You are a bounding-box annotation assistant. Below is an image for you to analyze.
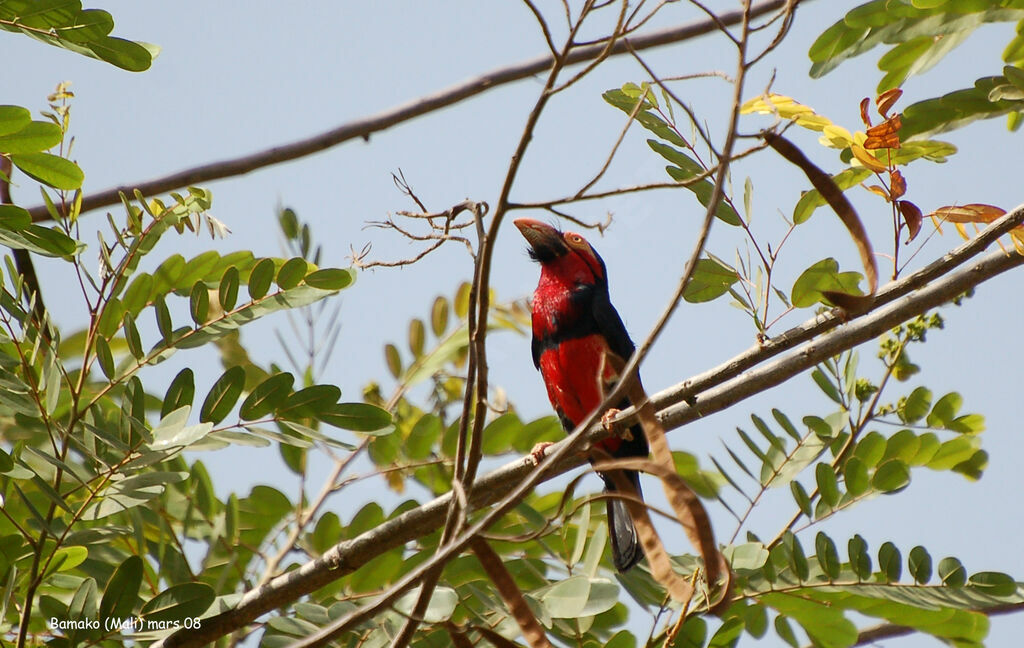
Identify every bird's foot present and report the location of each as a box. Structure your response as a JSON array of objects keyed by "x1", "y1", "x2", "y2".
[
  {"x1": 601, "y1": 408, "x2": 633, "y2": 441},
  {"x1": 527, "y1": 442, "x2": 555, "y2": 466}
]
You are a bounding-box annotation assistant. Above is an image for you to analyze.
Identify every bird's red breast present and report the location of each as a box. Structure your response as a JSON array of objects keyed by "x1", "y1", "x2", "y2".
[{"x1": 537, "y1": 333, "x2": 623, "y2": 454}]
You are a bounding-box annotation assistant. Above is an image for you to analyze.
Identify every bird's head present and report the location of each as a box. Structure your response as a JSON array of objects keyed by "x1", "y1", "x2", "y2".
[{"x1": 513, "y1": 218, "x2": 607, "y2": 286}]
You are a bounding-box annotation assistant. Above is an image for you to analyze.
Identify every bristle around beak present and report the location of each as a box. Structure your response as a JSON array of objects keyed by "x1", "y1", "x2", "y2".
[{"x1": 514, "y1": 218, "x2": 566, "y2": 263}]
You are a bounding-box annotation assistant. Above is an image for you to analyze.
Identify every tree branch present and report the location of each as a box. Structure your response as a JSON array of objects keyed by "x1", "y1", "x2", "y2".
[
  {"x1": 24, "y1": 0, "x2": 795, "y2": 224},
  {"x1": 153, "y1": 204, "x2": 1024, "y2": 648}
]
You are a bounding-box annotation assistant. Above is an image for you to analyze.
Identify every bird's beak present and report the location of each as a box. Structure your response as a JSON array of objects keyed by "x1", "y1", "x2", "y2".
[{"x1": 514, "y1": 218, "x2": 566, "y2": 262}]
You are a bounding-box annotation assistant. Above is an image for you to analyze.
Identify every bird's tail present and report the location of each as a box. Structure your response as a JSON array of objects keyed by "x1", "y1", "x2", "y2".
[{"x1": 604, "y1": 470, "x2": 644, "y2": 572}]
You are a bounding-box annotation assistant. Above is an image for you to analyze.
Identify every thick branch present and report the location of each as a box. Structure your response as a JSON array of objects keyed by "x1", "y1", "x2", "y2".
[
  {"x1": 155, "y1": 212, "x2": 1024, "y2": 647},
  {"x1": 24, "y1": 0, "x2": 793, "y2": 223}
]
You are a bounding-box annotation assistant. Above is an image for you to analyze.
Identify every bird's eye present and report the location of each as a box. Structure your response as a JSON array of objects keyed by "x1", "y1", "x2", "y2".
[{"x1": 569, "y1": 234, "x2": 583, "y2": 244}]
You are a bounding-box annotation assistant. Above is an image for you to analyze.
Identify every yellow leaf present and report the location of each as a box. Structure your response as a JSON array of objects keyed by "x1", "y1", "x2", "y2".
[
  {"x1": 850, "y1": 143, "x2": 888, "y2": 172},
  {"x1": 741, "y1": 93, "x2": 831, "y2": 129},
  {"x1": 819, "y1": 124, "x2": 853, "y2": 149},
  {"x1": 794, "y1": 114, "x2": 832, "y2": 131}
]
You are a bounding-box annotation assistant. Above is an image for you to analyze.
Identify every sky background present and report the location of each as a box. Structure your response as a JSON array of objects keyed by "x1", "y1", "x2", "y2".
[{"x1": 6, "y1": 1, "x2": 1024, "y2": 645}]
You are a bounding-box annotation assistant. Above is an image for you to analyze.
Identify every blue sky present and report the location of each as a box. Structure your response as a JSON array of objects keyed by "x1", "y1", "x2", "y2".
[{"x1": 7, "y1": 2, "x2": 1024, "y2": 645}]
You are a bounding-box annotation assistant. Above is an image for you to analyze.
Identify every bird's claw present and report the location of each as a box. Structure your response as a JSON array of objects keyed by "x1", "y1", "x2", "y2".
[
  {"x1": 601, "y1": 408, "x2": 633, "y2": 441},
  {"x1": 527, "y1": 442, "x2": 555, "y2": 466}
]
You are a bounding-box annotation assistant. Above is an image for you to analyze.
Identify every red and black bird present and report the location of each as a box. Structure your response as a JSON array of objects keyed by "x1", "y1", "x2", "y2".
[{"x1": 515, "y1": 218, "x2": 648, "y2": 572}]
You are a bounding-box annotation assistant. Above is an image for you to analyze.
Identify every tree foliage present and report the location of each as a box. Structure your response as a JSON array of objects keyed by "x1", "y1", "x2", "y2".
[{"x1": 1, "y1": 2, "x2": 1024, "y2": 648}]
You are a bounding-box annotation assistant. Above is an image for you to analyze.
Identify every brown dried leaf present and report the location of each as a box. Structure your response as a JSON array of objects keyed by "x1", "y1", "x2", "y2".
[
  {"x1": 860, "y1": 97, "x2": 872, "y2": 127},
  {"x1": 865, "y1": 185, "x2": 891, "y2": 200},
  {"x1": 889, "y1": 170, "x2": 907, "y2": 200},
  {"x1": 929, "y1": 203, "x2": 1006, "y2": 224},
  {"x1": 898, "y1": 200, "x2": 922, "y2": 242},
  {"x1": 766, "y1": 133, "x2": 878, "y2": 296},
  {"x1": 876, "y1": 88, "x2": 903, "y2": 118},
  {"x1": 863, "y1": 115, "x2": 902, "y2": 149},
  {"x1": 470, "y1": 537, "x2": 552, "y2": 648}
]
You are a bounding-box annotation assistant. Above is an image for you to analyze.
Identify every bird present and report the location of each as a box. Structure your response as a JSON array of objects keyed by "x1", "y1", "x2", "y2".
[{"x1": 514, "y1": 218, "x2": 649, "y2": 572}]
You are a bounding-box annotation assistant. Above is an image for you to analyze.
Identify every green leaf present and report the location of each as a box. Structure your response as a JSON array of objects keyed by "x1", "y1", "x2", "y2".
[
  {"x1": 393, "y1": 585, "x2": 459, "y2": 623},
  {"x1": 0, "y1": 223, "x2": 78, "y2": 258},
  {"x1": 843, "y1": 456, "x2": 870, "y2": 496},
  {"x1": 939, "y1": 556, "x2": 967, "y2": 586},
  {"x1": 811, "y1": 368, "x2": 842, "y2": 404},
  {"x1": 684, "y1": 257, "x2": 740, "y2": 303},
  {"x1": 43, "y1": 545, "x2": 88, "y2": 579},
  {"x1": 790, "y1": 480, "x2": 812, "y2": 516},
  {"x1": 647, "y1": 139, "x2": 742, "y2": 225},
  {"x1": 276, "y1": 257, "x2": 308, "y2": 290},
  {"x1": 99, "y1": 555, "x2": 143, "y2": 621},
  {"x1": 793, "y1": 169, "x2": 871, "y2": 224},
  {"x1": 539, "y1": 575, "x2": 591, "y2": 618},
  {"x1": 319, "y1": 402, "x2": 393, "y2": 433},
  {"x1": 792, "y1": 258, "x2": 864, "y2": 308},
  {"x1": 304, "y1": 267, "x2": 355, "y2": 290},
  {"x1": 0, "y1": 105, "x2": 31, "y2": 136},
  {"x1": 140, "y1": 583, "x2": 215, "y2": 622},
  {"x1": 927, "y1": 436, "x2": 979, "y2": 470},
  {"x1": 708, "y1": 617, "x2": 744, "y2": 648},
  {"x1": 161, "y1": 368, "x2": 195, "y2": 418},
  {"x1": 200, "y1": 365, "x2": 246, "y2": 423},
  {"x1": 219, "y1": 265, "x2": 240, "y2": 311},
  {"x1": 151, "y1": 405, "x2": 213, "y2": 450},
  {"x1": 900, "y1": 386, "x2": 932, "y2": 423},
  {"x1": 189, "y1": 280, "x2": 209, "y2": 324},
  {"x1": 9, "y1": 152, "x2": 84, "y2": 190},
  {"x1": 409, "y1": 318, "x2": 426, "y2": 357},
  {"x1": 723, "y1": 542, "x2": 769, "y2": 571},
  {"x1": 968, "y1": 571, "x2": 1017, "y2": 596},
  {"x1": 872, "y1": 459, "x2": 910, "y2": 492},
  {"x1": 88, "y1": 36, "x2": 153, "y2": 72},
  {"x1": 0, "y1": 121, "x2": 62, "y2": 154},
  {"x1": 909, "y1": 545, "x2": 932, "y2": 583},
  {"x1": 248, "y1": 258, "x2": 275, "y2": 300},
  {"x1": 762, "y1": 592, "x2": 858, "y2": 648},
  {"x1": 926, "y1": 391, "x2": 962, "y2": 428},
  {"x1": 603, "y1": 88, "x2": 687, "y2": 147},
  {"x1": 94, "y1": 335, "x2": 115, "y2": 379},
  {"x1": 774, "y1": 615, "x2": 800, "y2": 648},
  {"x1": 815, "y1": 463, "x2": 841, "y2": 507},
  {"x1": 849, "y1": 535, "x2": 872, "y2": 580},
  {"x1": 123, "y1": 312, "x2": 144, "y2": 360},
  {"x1": 815, "y1": 532, "x2": 841, "y2": 580},
  {"x1": 430, "y1": 296, "x2": 449, "y2": 336},
  {"x1": 0, "y1": 204, "x2": 30, "y2": 230},
  {"x1": 240, "y1": 372, "x2": 294, "y2": 420},
  {"x1": 153, "y1": 295, "x2": 172, "y2": 342},
  {"x1": 878, "y1": 542, "x2": 902, "y2": 581},
  {"x1": 277, "y1": 384, "x2": 339, "y2": 419},
  {"x1": 853, "y1": 431, "x2": 887, "y2": 467}
]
